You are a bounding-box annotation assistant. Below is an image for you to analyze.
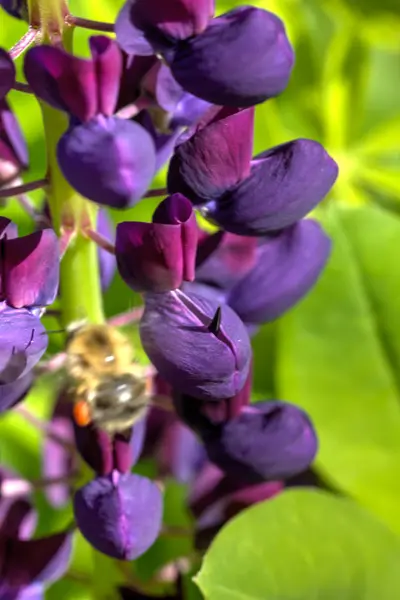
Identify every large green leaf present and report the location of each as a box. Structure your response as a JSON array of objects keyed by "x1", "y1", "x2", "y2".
[
  {"x1": 196, "y1": 488, "x2": 400, "y2": 600},
  {"x1": 277, "y1": 204, "x2": 400, "y2": 532}
]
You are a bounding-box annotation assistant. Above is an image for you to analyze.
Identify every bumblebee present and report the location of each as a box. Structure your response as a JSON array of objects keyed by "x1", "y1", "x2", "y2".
[{"x1": 65, "y1": 323, "x2": 151, "y2": 437}]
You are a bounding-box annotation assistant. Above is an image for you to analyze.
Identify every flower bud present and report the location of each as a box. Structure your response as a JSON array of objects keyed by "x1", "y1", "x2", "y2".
[
  {"x1": 140, "y1": 290, "x2": 252, "y2": 400},
  {"x1": 0, "y1": 49, "x2": 15, "y2": 100},
  {"x1": 74, "y1": 471, "x2": 163, "y2": 560},
  {"x1": 116, "y1": 194, "x2": 197, "y2": 293}
]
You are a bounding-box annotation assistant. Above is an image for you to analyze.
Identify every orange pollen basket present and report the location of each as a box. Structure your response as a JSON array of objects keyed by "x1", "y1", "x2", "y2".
[{"x1": 73, "y1": 400, "x2": 92, "y2": 427}]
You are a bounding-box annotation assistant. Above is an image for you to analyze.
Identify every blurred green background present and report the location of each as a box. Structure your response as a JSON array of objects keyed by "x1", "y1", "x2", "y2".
[{"x1": 1, "y1": 0, "x2": 400, "y2": 598}]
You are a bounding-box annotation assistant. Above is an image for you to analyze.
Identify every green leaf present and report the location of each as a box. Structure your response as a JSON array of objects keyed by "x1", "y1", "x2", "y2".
[
  {"x1": 196, "y1": 489, "x2": 400, "y2": 600},
  {"x1": 277, "y1": 204, "x2": 400, "y2": 533}
]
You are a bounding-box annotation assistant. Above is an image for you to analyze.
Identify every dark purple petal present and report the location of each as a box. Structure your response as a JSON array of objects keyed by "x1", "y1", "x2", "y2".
[
  {"x1": 205, "y1": 401, "x2": 318, "y2": 483},
  {"x1": 0, "y1": 99, "x2": 28, "y2": 184},
  {"x1": 228, "y1": 220, "x2": 331, "y2": 324},
  {"x1": 0, "y1": 307, "x2": 48, "y2": 384},
  {"x1": 0, "y1": 0, "x2": 28, "y2": 19},
  {"x1": 57, "y1": 116, "x2": 156, "y2": 209},
  {"x1": 0, "y1": 372, "x2": 33, "y2": 412},
  {"x1": 117, "y1": 54, "x2": 157, "y2": 110},
  {"x1": 196, "y1": 232, "x2": 257, "y2": 290},
  {"x1": 140, "y1": 289, "x2": 252, "y2": 400},
  {"x1": 2, "y1": 531, "x2": 72, "y2": 587},
  {"x1": 97, "y1": 209, "x2": 116, "y2": 290},
  {"x1": 116, "y1": 194, "x2": 197, "y2": 292},
  {"x1": 169, "y1": 7, "x2": 293, "y2": 107},
  {"x1": 3, "y1": 229, "x2": 59, "y2": 309},
  {"x1": 134, "y1": 110, "x2": 181, "y2": 173},
  {"x1": 181, "y1": 280, "x2": 227, "y2": 307},
  {"x1": 73, "y1": 417, "x2": 134, "y2": 476},
  {"x1": 168, "y1": 107, "x2": 254, "y2": 204},
  {"x1": 115, "y1": 0, "x2": 214, "y2": 56},
  {"x1": 74, "y1": 471, "x2": 163, "y2": 560},
  {"x1": 89, "y1": 36, "x2": 123, "y2": 117},
  {"x1": 170, "y1": 92, "x2": 212, "y2": 130},
  {"x1": 0, "y1": 50, "x2": 15, "y2": 100},
  {"x1": 24, "y1": 45, "x2": 96, "y2": 119},
  {"x1": 206, "y1": 139, "x2": 339, "y2": 235}
]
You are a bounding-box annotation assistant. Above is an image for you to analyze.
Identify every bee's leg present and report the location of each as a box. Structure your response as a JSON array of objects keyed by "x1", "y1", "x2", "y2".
[{"x1": 150, "y1": 394, "x2": 174, "y2": 413}]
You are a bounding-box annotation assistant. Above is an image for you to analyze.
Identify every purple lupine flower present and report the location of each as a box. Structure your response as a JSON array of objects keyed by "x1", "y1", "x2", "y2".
[
  {"x1": 0, "y1": 99, "x2": 29, "y2": 186},
  {"x1": 168, "y1": 106, "x2": 338, "y2": 234},
  {"x1": 116, "y1": 3, "x2": 293, "y2": 106},
  {"x1": 116, "y1": 194, "x2": 198, "y2": 293},
  {"x1": 0, "y1": 371, "x2": 33, "y2": 412},
  {"x1": 227, "y1": 220, "x2": 331, "y2": 324},
  {"x1": 0, "y1": 49, "x2": 15, "y2": 100},
  {"x1": 24, "y1": 37, "x2": 156, "y2": 208},
  {"x1": 204, "y1": 401, "x2": 318, "y2": 483},
  {"x1": 0, "y1": 468, "x2": 72, "y2": 597},
  {"x1": 74, "y1": 471, "x2": 163, "y2": 560},
  {"x1": 140, "y1": 289, "x2": 252, "y2": 400}
]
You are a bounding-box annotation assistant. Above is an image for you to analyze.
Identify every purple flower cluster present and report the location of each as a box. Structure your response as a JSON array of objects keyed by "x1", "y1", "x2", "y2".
[{"x1": 0, "y1": 0, "x2": 339, "y2": 588}]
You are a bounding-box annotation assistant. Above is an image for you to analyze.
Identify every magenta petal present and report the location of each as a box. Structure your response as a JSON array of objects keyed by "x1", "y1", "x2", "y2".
[
  {"x1": 116, "y1": 0, "x2": 214, "y2": 55},
  {"x1": 89, "y1": 36, "x2": 122, "y2": 117},
  {"x1": 168, "y1": 107, "x2": 254, "y2": 204},
  {"x1": 116, "y1": 194, "x2": 197, "y2": 292},
  {"x1": 73, "y1": 472, "x2": 163, "y2": 560},
  {"x1": 24, "y1": 45, "x2": 97, "y2": 121},
  {"x1": 57, "y1": 116, "x2": 156, "y2": 208},
  {"x1": 4, "y1": 229, "x2": 59, "y2": 309},
  {"x1": 0, "y1": 49, "x2": 15, "y2": 100}
]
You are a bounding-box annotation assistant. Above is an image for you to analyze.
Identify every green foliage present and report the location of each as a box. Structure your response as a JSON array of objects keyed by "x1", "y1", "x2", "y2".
[
  {"x1": 196, "y1": 488, "x2": 400, "y2": 600},
  {"x1": 1, "y1": 0, "x2": 400, "y2": 599}
]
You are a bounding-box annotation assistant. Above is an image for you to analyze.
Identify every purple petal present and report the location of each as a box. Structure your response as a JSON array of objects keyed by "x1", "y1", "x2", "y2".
[
  {"x1": 116, "y1": 194, "x2": 197, "y2": 292},
  {"x1": 0, "y1": 372, "x2": 33, "y2": 412},
  {"x1": 205, "y1": 401, "x2": 318, "y2": 483},
  {"x1": 24, "y1": 45, "x2": 96, "y2": 119},
  {"x1": 89, "y1": 36, "x2": 122, "y2": 117},
  {"x1": 134, "y1": 110, "x2": 181, "y2": 173},
  {"x1": 0, "y1": 49, "x2": 15, "y2": 100},
  {"x1": 207, "y1": 139, "x2": 339, "y2": 235},
  {"x1": 57, "y1": 116, "x2": 156, "y2": 208},
  {"x1": 115, "y1": 0, "x2": 214, "y2": 56},
  {"x1": 169, "y1": 7, "x2": 293, "y2": 107},
  {"x1": 118, "y1": 54, "x2": 157, "y2": 110},
  {"x1": 97, "y1": 209, "x2": 116, "y2": 290},
  {"x1": 228, "y1": 220, "x2": 331, "y2": 324},
  {"x1": 73, "y1": 471, "x2": 163, "y2": 560},
  {"x1": 168, "y1": 107, "x2": 254, "y2": 204},
  {"x1": 3, "y1": 532, "x2": 72, "y2": 587},
  {"x1": 0, "y1": 307, "x2": 48, "y2": 384},
  {"x1": 0, "y1": 99, "x2": 28, "y2": 184},
  {"x1": 196, "y1": 232, "x2": 257, "y2": 290},
  {"x1": 140, "y1": 289, "x2": 252, "y2": 400},
  {"x1": 169, "y1": 91, "x2": 212, "y2": 130},
  {"x1": 131, "y1": 417, "x2": 147, "y2": 465},
  {"x1": 3, "y1": 229, "x2": 59, "y2": 309},
  {"x1": 157, "y1": 420, "x2": 206, "y2": 483}
]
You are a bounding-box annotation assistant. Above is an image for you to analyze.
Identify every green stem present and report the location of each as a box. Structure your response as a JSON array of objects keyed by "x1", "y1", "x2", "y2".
[{"x1": 41, "y1": 104, "x2": 105, "y2": 327}]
